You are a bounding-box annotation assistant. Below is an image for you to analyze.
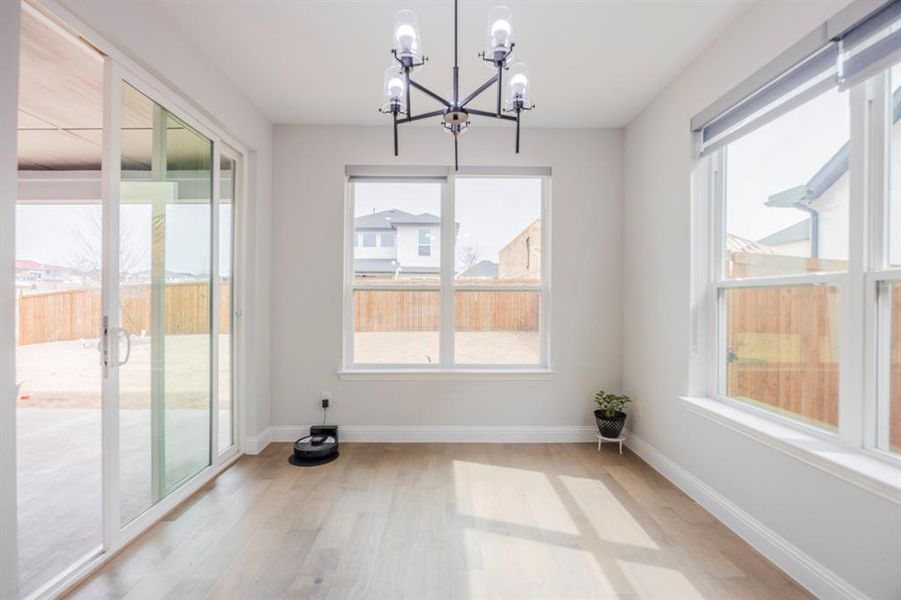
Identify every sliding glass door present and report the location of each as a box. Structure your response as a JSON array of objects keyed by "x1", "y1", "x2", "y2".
[
  {"x1": 119, "y1": 83, "x2": 214, "y2": 524},
  {"x1": 5, "y1": 3, "x2": 241, "y2": 595},
  {"x1": 15, "y1": 4, "x2": 105, "y2": 595}
]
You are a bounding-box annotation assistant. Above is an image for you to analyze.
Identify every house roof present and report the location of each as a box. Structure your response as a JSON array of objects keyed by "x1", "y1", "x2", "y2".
[
  {"x1": 458, "y1": 260, "x2": 499, "y2": 279},
  {"x1": 756, "y1": 220, "x2": 810, "y2": 246},
  {"x1": 15, "y1": 259, "x2": 70, "y2": 271},
  {"x1": 16, "y1": 259, "x2": 48, "y2": 270},
  {"x1": 726, "y1": 233, "x2": 782, "y2": 255},
  {"x1": 766, "y1": 86, "x2": 901, "y2": 211},
  {"x1": 354, "y1": 209, "x2": 440, "y2": 231}
]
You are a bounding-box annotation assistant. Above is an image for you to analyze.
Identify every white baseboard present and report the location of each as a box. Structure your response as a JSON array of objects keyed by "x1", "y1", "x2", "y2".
[
  {"x1": 242, "y1": 428, "x2": 272, "y2": 455},
  {"x1": 625, "y1": 432, "x2": 868, "y2": 600},
  {"x1": 264, "y1": 424, "x2": 597, "y2": 444}
]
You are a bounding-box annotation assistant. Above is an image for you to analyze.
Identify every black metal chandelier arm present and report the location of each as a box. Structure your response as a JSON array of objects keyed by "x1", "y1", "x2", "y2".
[
  {"x1": 398, "y1": 109, "x2": 446, "y2": 124},
  {"x1": 407, "y1": 79, "x2": 451, "y2": 108},
  {"x1": 460, "y1": 73, "x2": 499, "y2": 108},
  {"x1": 466, "y1": 108, "x2": 517, "y2": 122}
]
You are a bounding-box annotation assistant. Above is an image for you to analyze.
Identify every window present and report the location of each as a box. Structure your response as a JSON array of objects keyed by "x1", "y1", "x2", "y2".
[
  {"x1": 362, "y1": 232, "x2": 377, "y2": 247},
  {"x1": 418, "y1": 227, "x2": 432, "y2": 256},
  {"x1": 345, "y1": 172, "x2": 549, "y2": 370},
  {"x1": 454, "y1": 177, "x2": 543, "y2": 364},
  {"x1": 716, "y1": 89, "x2": 848, "y2": 432},
  {"x1": 875, "y1": 65, "x2": 901, "y2": 456},
  {"x1": 697, "y1": 4, "x2": 901, "y2": 463}
]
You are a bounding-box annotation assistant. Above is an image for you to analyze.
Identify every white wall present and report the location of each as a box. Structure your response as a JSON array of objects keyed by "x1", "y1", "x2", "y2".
[
  {"x1": 272, "y1": 125, "x2": 622, "y2": 432},
  {"x1": 57, "y1": 0, "x2": 273, "y2": 440},
  {"x1": 396, "y1": 224, "x2": 440, "y2": 269},
  {"x1": 815, "y1": 172, "x2": 850, "y2": 262},
  {"x1": 622, "y1": 2, "x2": 901, "y2": 599}
]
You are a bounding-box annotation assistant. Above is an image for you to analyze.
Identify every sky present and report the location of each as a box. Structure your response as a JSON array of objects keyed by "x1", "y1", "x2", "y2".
[
  {"x1": 16, "y1": 203, "x2": 232, "y2": 277},
  {"x1": 354, "y1": 178, "x2": 542, "y2": 270},
  {"x1": 725, "y1": 87, "x2": 850, "y2": 244}
]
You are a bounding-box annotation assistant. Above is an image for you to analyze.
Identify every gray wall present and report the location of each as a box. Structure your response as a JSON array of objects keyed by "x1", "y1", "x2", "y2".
[
  {"x1": 271, "y1": 125, "x2": 623, "y2": 431},
  {"x1": 622, "y1": 1, "x2": 901, "y2": 598}
]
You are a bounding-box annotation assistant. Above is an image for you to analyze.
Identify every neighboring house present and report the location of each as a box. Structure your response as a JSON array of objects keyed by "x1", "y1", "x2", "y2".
[
  {"x1": 760, "y1": 87, "x2": 901, "y2": 263},
  {"x1": 756, "y1": 220, "x2": 812, "y2": 257},
  {"x1": 761, "y1": 142, "x2": 849, "y2": 262},
  {"x1": 354, "y1": 209, "x2": 441, "y2": 279},
  {"x1": 498, "y1": 219, "x2": 541, "y2": 280},
  {"x1": 14, "y1": 259, "x2": 88, "y2": 291},
  {"x1": 458, "y1": 259, "x2": 498, "y2": 280}
]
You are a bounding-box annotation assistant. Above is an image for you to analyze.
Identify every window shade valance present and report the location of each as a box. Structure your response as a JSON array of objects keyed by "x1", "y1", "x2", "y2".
[{"x1": 694, "y1": 0, "x2": 901, "y2": 155}]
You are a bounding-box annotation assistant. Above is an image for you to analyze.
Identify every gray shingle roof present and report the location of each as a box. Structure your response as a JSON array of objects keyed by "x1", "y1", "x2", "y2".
[
  {"x1": 354, "y1": 209, "x2": 440, "y2": 230},
  {"x1": 458, "y1": 260, "x2": 498, "y2": 278},
  {"x1": 757, "y1": 219, "x2": 810, "y2": 246}
]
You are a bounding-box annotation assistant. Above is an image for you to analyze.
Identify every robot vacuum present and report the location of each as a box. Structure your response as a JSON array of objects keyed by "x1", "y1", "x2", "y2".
[{"x1": 290, "y1": 425, "x2": 339, "y2": 467}]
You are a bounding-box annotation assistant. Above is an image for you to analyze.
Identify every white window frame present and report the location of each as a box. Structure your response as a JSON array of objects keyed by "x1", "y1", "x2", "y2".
[
  {"x1": 700, "y1": 68, "x2": 901, "y2": 469},
  {"x1": 380, "y1": 231, "x2": 395, "y2": 248},
  {"x1": 417, "y1": 227, "x2": 432, "y2": 256},
  {"x1": 341, "y1": 169, "x2": 552, "y2": 375}
]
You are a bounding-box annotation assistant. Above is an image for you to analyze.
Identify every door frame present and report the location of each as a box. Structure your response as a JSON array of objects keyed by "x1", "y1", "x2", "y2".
[
  {"x1": 0, "y1": 2, "x2": 22, "y2": 599},
  {"x1": 1, "y1": 1, "x2": 252, "y2": 598}
]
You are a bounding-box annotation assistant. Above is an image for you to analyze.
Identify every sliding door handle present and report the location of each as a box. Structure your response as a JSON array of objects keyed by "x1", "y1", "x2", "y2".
[{"x1": 116, "y1": 327, "x2": 132, "y2": 366}]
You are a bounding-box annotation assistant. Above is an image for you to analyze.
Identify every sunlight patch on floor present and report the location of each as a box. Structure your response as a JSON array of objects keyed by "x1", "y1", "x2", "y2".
[
  {"x1": 617, "y1": 560, "x2": 705, "y2": 600},
  {"x1": 560, "y1": 474, "x2": 659, "y2": 550},
  {"x1": 452, "y1": 460, "x2": 578, "y2": 535}
]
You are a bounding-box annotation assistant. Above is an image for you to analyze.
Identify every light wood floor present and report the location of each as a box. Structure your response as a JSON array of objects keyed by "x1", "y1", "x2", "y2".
[{"x1": 67, "y1": 443, "x2": 811, "y2": 600}]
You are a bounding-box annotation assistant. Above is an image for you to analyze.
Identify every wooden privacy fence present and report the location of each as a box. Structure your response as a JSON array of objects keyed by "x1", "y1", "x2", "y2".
[
  {"x1": 17, "y1": 282, "x2": 231, "y2": 345},
  {"x1": 725, "y1": 284, "x2": 840, "y2": 429},
  {"x1": 353, "y1": 289, "x2": 540, "y2": 332}
]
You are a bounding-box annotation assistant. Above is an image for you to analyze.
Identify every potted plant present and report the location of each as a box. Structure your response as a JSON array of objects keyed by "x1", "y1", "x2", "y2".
[{"x1": 594, "y1": 390, "x2": 631, "y2": 439}]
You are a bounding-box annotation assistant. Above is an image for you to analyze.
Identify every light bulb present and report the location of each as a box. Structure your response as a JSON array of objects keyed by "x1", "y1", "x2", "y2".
[
  {"x1": 505, "y1": 62, "x2": 530, "y2": 108},
  {"x1": 491, "y1": 19, "x2": 511, "y2": 47},
  {"x1": 396, "y1": 24, "x2": 416, "y2": 51},
  {"x1": 510, "y1": 73, "x2": 528, "y2": 96},
  {"x1": 486, "y1": 6, "x2": 513, "y2": 54},
  {"x1": 393, "y1": 10, "x2": 421, "y2": 59},
  {"x1": 383, "y1": 66, "x2": 406, "y2": 110}
]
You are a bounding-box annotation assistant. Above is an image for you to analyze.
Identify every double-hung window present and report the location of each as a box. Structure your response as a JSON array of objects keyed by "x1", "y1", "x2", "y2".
[
  {"x1": 344, "y1": 168, "x2": 550, "y2": 371},
  {"x1": 694, "y1": 1, "x2": 901, "y2": 462}
]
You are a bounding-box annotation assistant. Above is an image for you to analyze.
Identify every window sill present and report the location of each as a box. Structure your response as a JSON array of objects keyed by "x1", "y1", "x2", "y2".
[
  {"x1": 337, "y1": 368, "x2": 555, "y2": 381},
  {"x1": 681, "y1": 396, "x2": 901, "y2": 505}
]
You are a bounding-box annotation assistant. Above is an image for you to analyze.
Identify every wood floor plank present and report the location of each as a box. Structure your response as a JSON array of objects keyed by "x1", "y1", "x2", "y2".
[{"x1": 66, "y1": 443, "x2": 812, "y2": 600}]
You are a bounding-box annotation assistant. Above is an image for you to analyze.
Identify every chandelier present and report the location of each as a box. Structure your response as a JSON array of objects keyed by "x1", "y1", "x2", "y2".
[{"x1": 380, "y1": 0, "x2": 534, "y2": 170}]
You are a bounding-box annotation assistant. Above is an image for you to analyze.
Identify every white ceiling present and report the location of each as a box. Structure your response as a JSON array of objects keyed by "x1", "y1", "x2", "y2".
[{"x1": 154, "y1": 0, "x2": 750, "y2": 128}]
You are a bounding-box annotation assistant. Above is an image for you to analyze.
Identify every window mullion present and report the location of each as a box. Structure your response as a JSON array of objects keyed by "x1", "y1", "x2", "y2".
[
  {"x1": 440, "y1": 176, "x2": 455, "y2": 367},
  {"x1": 343, "y1": 181, "x2": 355, "y2": 368},
  {"x1": 863, "y1": 71, "x2": 891, "y2": 450},
  {"x1": 709, "y1": 151, "x2": 726, "y2": 397},
  {"x1": 841, "y1": 82, "x2": 873, "y2": 447}
]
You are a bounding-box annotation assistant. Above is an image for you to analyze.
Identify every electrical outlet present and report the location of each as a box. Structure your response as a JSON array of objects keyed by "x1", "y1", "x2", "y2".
[{"x1": 321, "y1": 390, "x2": 331, "y2": 402}]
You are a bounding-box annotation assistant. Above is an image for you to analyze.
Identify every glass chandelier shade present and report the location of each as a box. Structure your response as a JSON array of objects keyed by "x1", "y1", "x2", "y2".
[
  {"x1": 383, "y1": 65, "x2": 406, "y2": 109},
  {"x1": 506, "y1": 62, "x2": 530, "y2": 108},
  {"x1": 487, "y1": 6, "x2": 513, "y2": 54},
  {"x1": 393, "y1": 9, "x2": 421, "y2": 59}
]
